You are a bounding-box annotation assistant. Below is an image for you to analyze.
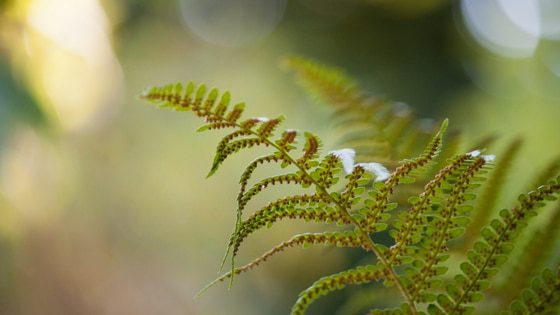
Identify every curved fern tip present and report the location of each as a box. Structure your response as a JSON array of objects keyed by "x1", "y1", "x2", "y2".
[
  {"x1": 207, "y1": 159, "x2": 221, "y2": 177},
  {"x1": 430, "y1": 118, "x2": 449, "y2": 140},
  {"x1": 195, "y1": 274, "x2": 229, "y2": 299},
  {"x1": 140, "y1": 86, "x2": 156, "y2": 100},
  {"x1": 440, "y1": 118, "x2": 449, "y2": 133}
]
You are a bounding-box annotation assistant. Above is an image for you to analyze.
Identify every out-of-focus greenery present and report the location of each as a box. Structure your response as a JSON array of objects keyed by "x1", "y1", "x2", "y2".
[{"x1": 0, "y1": 1, "x2": 559, "y2": 314}]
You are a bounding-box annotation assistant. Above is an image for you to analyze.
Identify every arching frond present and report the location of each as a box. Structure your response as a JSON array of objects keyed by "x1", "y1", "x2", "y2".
[
  {"x1": 143, "y1": 81, "x2": 414, "y2": 311},
  {"x1": 436, "y1": 177, "x2": 560, "y2": 314},
  {"x1": 504, "y1": 267, "x2": 560, "y2": 315},
  {"x1": 388, "y1": 153, "x2": 474, "y2": 264},
  {"x1": 368, "y1": 306, "x2": 412, "y2": 315},
  {"x1": 282, "y1": 55, "x2": 360, "y2": 106},
  {"x1": 465, "y1": 138, "x2": 523, "y2": 246},
  {"x1": 528, "y1": 154, "x2": 560, "y2": 191},
  {"x1": 497, "y1": 204, "x2": 560, "y2": 307},
  {"x1": 359, "y1": 119, "x2": 448, "y2": 233},
  {"x1": 283, "y1": 55, "x2": 444, "y2": 164},
  {"x1": 291, "y1": 265, "x2": 384, "y2": 315},
  {"x1": 142, "y1": 70, "x2": 560, "y2": 315},
  {"x1": 198, "y1": 230, "x2": 364, "y2": 296},
  {"x1": 405, "y1": 156, "x2": 489, "y2": 303}
]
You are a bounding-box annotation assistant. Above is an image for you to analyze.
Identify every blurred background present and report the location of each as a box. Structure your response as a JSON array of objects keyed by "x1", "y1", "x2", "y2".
[{"x1": 0, "y1": 0, "x2": 559, "y2": 314}]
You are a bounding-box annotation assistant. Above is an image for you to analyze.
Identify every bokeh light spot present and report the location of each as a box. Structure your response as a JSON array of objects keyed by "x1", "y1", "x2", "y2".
[
  {"x1": 179, "y1": 0, "x2": 287, "y2": 47},
  {"x1": 461, "y1": 0, "x2": 539, "y2": 58}
]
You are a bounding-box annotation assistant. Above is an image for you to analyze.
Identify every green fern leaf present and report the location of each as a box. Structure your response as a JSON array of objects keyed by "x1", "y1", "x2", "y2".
[
  {"x1": 359, "y1": 119, "x2": 448, "y2": 233},
  {"x1": 497, "y1": 204, "x2": 560, "y2": 307},
  {"x1": 283, "y1": 55, "x2": 439, "y2": 164},
  {"x1": 504, "y1": 267, "x2": 560, "y2": 315},
  {"x1": 239, "y1": 173, "x2": 303, "y2": 209},
  {"x1": 297, "y1": 132, "x2": 322, "y2": 168},
  {"x1": 388, "y1": 153, "x2": 474, "y2": 265},
  {"x1": 368, "y1": 305, "x2": 412, "y2": 315},
  {"x1": 291, "y1": 265, "x2": 384, "y2": 315},
  {"x1": 439, "y1": 177, "x2": 560, "y2": 314},
  {"x1": 465, "y1": 138, "x2": 523, "y2": 246},
  {"x1": 282, "y1": 55, "x2": 360, "y2": 106},
  {"x1": 528, "y1": 155, "x2": 560, "y2": 190},
  {"x1": 198, "y1": 230, "x2": 365, "y2": 296},
  {"x1": 233, "y1": 194, "x2": 351, "y2": 257},
  {"x1": 406, "y1": 156, "x2": 490, "y2": 303}
]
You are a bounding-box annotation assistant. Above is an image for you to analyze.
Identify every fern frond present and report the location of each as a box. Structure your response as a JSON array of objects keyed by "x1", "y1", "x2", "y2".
[
  {"x1": 291, "y1": 264, "x2": 384, "y2": 315},
  {"x1": 359, "y1": 119, "x2": 448, "y2": 233},
  {"x1": 428, "y1": 130, "x2": 462, "y2": 176},
  {"x1": 468, "y1": 134, "x2": 498, "y2": 153},
  {"x1": 283, "y1": 55, "x2": 438, "y2": 163},
  {"x1": 232, "y1": 193, "x2": 350, "y2": 256},
  {"x1": 238, "y1": 173, "x2": 304, "y2": 209},
  {"x1": 465, "y1": 138, "x2": 523, "y2": 246},
  {"x1": 143, "y1": 82, "x2": 336, "y2": 268},
  {"x1": 368, "y1": 305, "x2": 412, "y2": 315},
  {"x1": 142, "y1": 78, "x2": 560, "y2": 315},
  {"x1": 529, "y1": 155, "x2": 560, "y2": 190},
  {"x1": 406, "y1": 156, "x2": 489, "y2": 303},
  {"x1": 297, "y1": 132, "x2": 322, "y2": 168},
  {"x1": 282, "y1": 55, "x2": 360, "y2": 106},
  {"x1": 387, "y1": 153, "x2": 473, "y2": 264},
  {"x1": 235, "y1": 139, "x2": 301, "y2": 228},
  {"x1": 437, "y1": 177, "x2": 560, "y2": 314},
  {"x1": 497, "y1": 204, "x2": 560, "y2": 307},
  {"x1": 504, "y1": 267, "x2": 560, "y2": 315},
  {"x1": 209, "y1": 129, "x2": 281, "y2": 177},
  {"x1": 334, "y1": 286, "x2": 400, "y2": 315},
  {"x1": 238, "y1": 155, "x2": 284, "y2": 203},
  {"x1": 313, "y1": 153, "x2": 343, "y2": 189},
  {"x1": 143, "y1": 82, "x2": 412, "y2": 302},
  {"x1": 199, "y1": 230, "x2": 364, "y2": 296}
]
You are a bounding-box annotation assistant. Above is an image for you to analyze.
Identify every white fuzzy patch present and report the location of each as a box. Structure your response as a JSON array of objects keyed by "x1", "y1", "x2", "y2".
[
  {"x1": 418, "y1": 118, "x2": 436, "y2": 133},
  {"x1": 482, "y1": 154, "x2": 496, "y2": 162},
  {"x1": 329, "y1": 149, "x2": 356, "y2": 174},
  {"x1": 393, "y1": 102, "x2": 412, "y2": 117},
  {"x1": 468, "y1": 150, "x2": 481, "y2": 158},
  {"x1": 356, "y1": 162, "x2": 390, "y2": 182}
]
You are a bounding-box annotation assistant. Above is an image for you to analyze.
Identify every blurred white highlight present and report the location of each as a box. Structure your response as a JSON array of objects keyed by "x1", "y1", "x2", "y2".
[
  {"x1": 180, "y1": 0, "x2": 287, "y2": 47},
  {"x1": 24, "y1": 0, "x2": 123, "y2": 131},
  {"x1": 356, "y1": 163, "x2": 390, "y2": 182},
  {"x1": 461, "y1": 0, "x2": 560, "y2": 58},
  {"x1": 329, "y1": 148, "x2": 355, "y2": 174}
]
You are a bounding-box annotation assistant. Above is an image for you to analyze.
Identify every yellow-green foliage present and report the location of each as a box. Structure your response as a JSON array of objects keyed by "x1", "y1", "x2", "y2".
[{"x1": 141, "y1": 57, "x2": 560, "y2": 315}]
